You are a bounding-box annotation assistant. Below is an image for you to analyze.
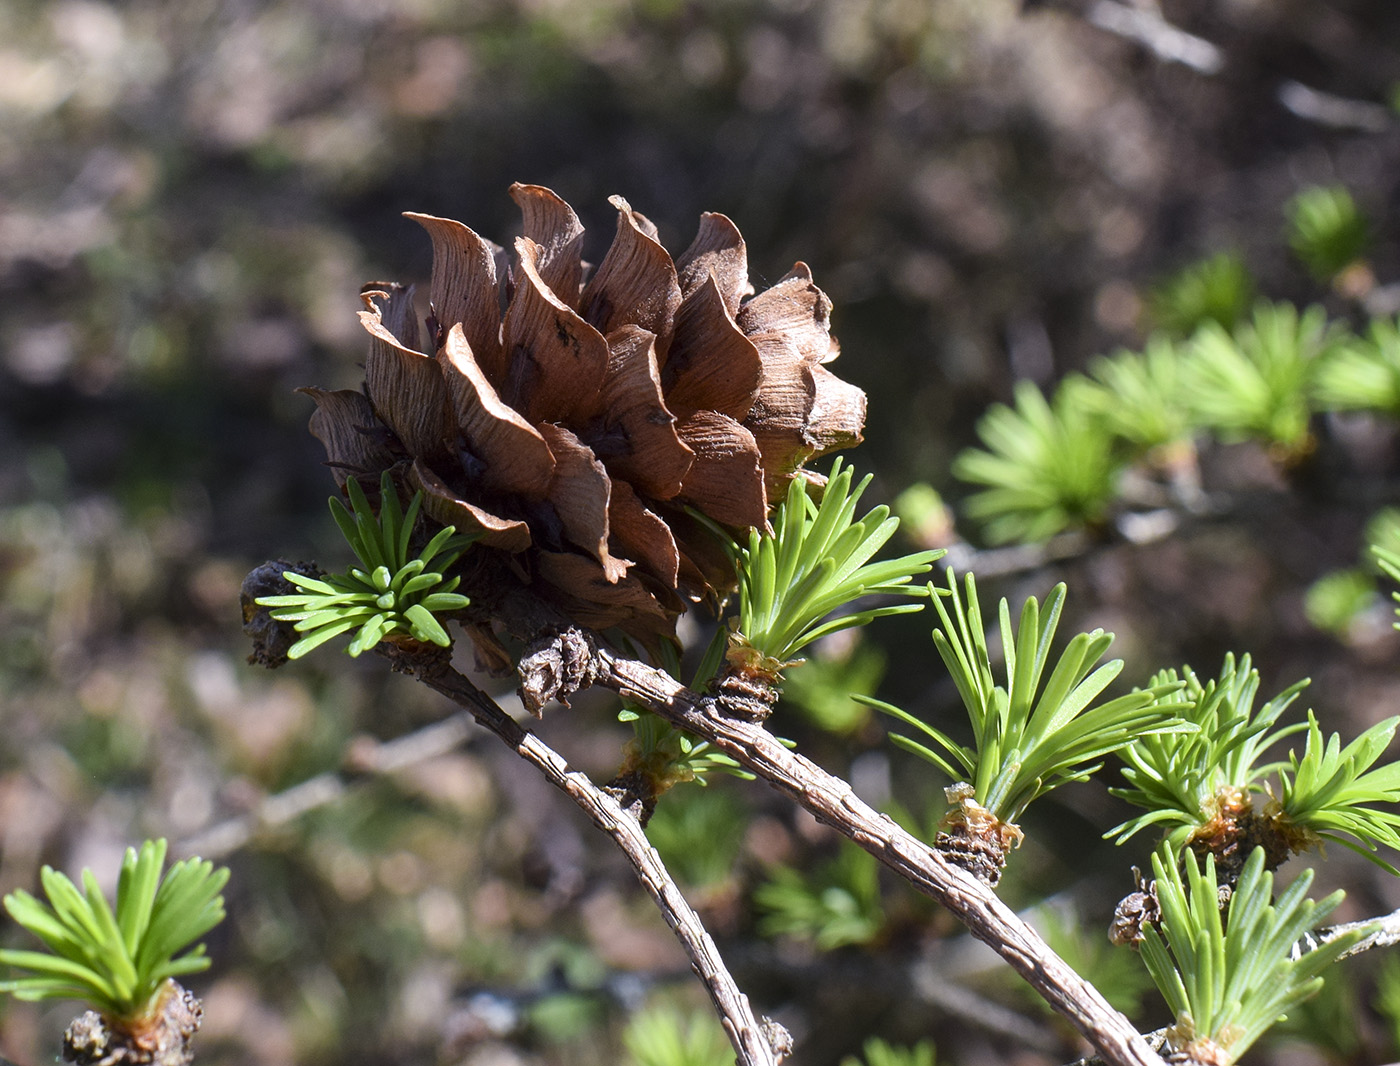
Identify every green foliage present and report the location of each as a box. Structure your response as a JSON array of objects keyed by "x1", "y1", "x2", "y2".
[
  {"x1": 1377, "y1": 538, "x2": 1400, "y2": 620},
  {"x1": 1269, "y1": 953, "x2": 1362, "y2": 1059},
  {"x1": 755, "y1": 844, "x2": 883, "y2": 950},
  {"x1": 1367, "y1": 508, "x2": 1400, "y2": 566},
  {"x1": 729, "y1": 459, "x2": 940, "y2": 666},
  {"x1": 1303, "y1": 568, "x2": 1377, "y2": 637},
  {"x1": 1077, "y1": 336, "x2": 1199, "y2": 454},
  {"x1": 779, "y1": 635, "x2": 886, "y2": 734},
  {"x1": 613, "y1": 637, "x2": 754, "y2": 795},
  {"x1": 617, "y1": 707, "x2": 752, "y2": 787},
  {"x1": 953, "y1": 380, "x2": 1123, "y2": 544},
  {"x1": 1274, "y1": 712, "x2": 1400, "y2": 872},
  {"x1": 622, "y1": 1003, "x2": 733, "y2": 1066},
  {"x1": 648, "y1": 622, "x2": 730, "y2": 696},
  {"x1": 0, "y1": 840, "x2": 228, "y2": 1023},
  {"x1": 1149, "y1": 251, "x2": 1255, "y2": 337},
  {"x1": 839, "y1": 1036, "x2": 936, "y2": 1066},
  {"x1": 949, "y1": 297, "x2": 1379, "y2": 544},
  {"x1": 1112, "y1": 654, "x2": 1400, "y2": 871},
  {"x1": 1374, "y1": 954, "x2": 1400, "y2": 1056},
  {"x1": 257, "y1": 472, "x2": 475, "y2": 658},
  {"x1": 867, "y1": 568, "x2": 1187, "y2": 826},
  {"x1": 645, "y1": 787, "x2": 748, "y2": 890},
  {"x1": 1286, "y1": 185, "x2": 1370, "y2": 282},
  {"x1": 1110, "y1": 653, "x2": 1307, "y2": 847},
  {"x1": 528, "y1": 991, "x2": 604, "y2": 1044},
  {"x1": 1304, "y1": 509, "x2": 1400, "y2": 638},
  {"x1": 890, "y1": 481, "x2": 953, "y2": 549},
  {"x1": 1138, "y1": 845, "x2": 1361, "y2": 1064},
  {"x1": 1182, "y1": 302, "x2": 1339, "y2": 453},
  {"x1": 1315, "y1": 314, "x2": 1400, "y2": 416}
]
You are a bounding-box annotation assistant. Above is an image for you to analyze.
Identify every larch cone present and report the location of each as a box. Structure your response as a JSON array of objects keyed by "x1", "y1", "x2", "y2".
[{"x1": 303, "y1": 185, "x2": 866, "y2": 646}]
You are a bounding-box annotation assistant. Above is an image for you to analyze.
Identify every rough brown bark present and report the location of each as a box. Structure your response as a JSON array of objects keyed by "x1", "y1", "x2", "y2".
[
  {"x1": 383, "y1": 644, "x2": 785, "y2": 1066},
  {"x1": 516, "y1": 636, "x2": 1169, "y2": 1066}
]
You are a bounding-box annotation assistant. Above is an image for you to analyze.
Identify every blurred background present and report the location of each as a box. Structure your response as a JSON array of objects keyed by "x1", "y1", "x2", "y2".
[{"x1": 3, "y1": 0, "x2": 1400, "y2": 1063}]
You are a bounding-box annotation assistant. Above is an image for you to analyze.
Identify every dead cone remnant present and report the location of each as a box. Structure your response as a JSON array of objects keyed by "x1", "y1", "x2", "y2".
[
  {"x1": 936, "y1": 784, "x2": 1024, "y2": 887},
  {"x1": 713, "y1": 640, "x2": 795, "y2": 721},
  {"x1": 303, "y1": 184, "x2": 865, "y2": 650},
  {"x1": 63, "y1": 981, "x2": 203, "y2": 1066},
  {"x1": 1108, "y1": 867, "x2": 1161, "y2": 948}
]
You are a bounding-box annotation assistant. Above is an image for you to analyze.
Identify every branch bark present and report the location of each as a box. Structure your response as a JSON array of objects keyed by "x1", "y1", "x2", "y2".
[
  {"x1": 389, "y1": 647, "x2": 784, "y2": 1066},
  {"x1": 561, "y1": 644, "x2": 1168, "y2": 1066},
  {"x1": 1299, "y1": 906, "x2": 1400, "y2": 961}
]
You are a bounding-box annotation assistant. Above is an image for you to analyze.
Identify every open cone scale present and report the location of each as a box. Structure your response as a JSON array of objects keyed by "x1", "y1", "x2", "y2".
[{"x1": 304, "y1": 184, "x2": 866, "y2": 643}]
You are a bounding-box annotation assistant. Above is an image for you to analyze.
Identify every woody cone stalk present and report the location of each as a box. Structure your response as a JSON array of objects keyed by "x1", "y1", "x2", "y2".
[{"x1": 304, "y1": 184, "x2": 865, "y2": 650}]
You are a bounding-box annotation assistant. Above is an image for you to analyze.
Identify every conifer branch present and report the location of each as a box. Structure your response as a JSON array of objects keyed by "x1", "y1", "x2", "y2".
[
  {"x1": 383, "y1": 646, "x2": 784, "y2": 1066},
  {"x1": 529, "y1": 640, "x2": 1170, "y2": 1066}
]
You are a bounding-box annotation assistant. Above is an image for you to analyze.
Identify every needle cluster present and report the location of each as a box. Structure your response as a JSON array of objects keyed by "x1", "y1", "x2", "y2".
[
  {"x1": 258, "y1": 472, "x2": 475, "y2": 658},
  {"x1": 0, "y1": 840, "x2": 227, "y2": 1025}
]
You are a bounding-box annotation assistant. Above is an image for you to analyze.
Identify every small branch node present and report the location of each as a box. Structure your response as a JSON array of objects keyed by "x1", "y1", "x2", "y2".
[
  {"x1": 518, "y1": 626, "x2": 600, "y2": 714},
  {"x1": 761, "y1": 1017, "x2": 794, "y2": 1061},
  {"x1": 63, "y1": 982, "x2": 203, "y2": 1066}
]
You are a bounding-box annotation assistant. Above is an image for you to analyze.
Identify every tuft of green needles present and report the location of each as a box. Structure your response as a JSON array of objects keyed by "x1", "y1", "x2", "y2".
[
  {"x1": 728, "y1": 458, "x2": 940, "y2": 669},
  {"x1": 258, "y1": 471, "x2": 475, "y2": 658},
  {"x1": 0, "y1": 839, "x2": 228, "y2": 1024}
]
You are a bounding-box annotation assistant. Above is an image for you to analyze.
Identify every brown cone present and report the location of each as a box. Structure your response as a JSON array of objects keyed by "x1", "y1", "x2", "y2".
[{"x1": 302, "y1": 185, "x2": 867, "y2": 643}]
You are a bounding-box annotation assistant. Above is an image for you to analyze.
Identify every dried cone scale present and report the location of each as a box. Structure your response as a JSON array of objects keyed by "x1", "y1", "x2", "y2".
[
  {"x1": 304, "y1": 184, "x2": 866, "y2": 646},
  {"x1": 936, "y1": 783, "x2": 1024, "y2": 887}
]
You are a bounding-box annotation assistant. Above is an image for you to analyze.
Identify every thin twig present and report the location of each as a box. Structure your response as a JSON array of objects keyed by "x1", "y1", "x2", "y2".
[
  {"x1": 941, "y1": 529, "x2": 1091, "y2": 579},
  {"x1": 179, "y1": 712, "x2": 477, "y2": 859},
  {"x1": 1065, "y1": 0, "x2": 1393, "y2": 134},
  {"x1": 1277, "y1": 81, "x2": 1392, "y2": 134},
  {"x1": 1296, "y1": 907, "x2": 1400, "y2": 960},
  {"x1": 394, "y1": 651, "x2": 782, "y2": 1066},
  {"x1": 909, "y1": 959, "x2": 1062, "y2": 1051},
  {"x1": 582, "y1": 646, "x2": 1169, "y2": 1066},
  {"x1": 1064, "y1": 1029, "x2": 1170, "y2": 1066},
  {"x1": 941, "y1": 495, "x2": 1223, "y2": 582},
  {"x1": 1084, "y1": 1, "x2": 1223, "y2": 74}
]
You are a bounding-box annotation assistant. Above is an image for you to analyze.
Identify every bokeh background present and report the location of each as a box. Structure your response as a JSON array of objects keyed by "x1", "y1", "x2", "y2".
[{"x1": 4, "y1": 0, "x2": 1400, "y2": 1063}]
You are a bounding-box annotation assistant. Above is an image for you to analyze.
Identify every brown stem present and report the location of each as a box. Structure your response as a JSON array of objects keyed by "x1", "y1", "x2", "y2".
[
  {"x1": 578, "y1": 644, "x2": 1167, "y2": 1066},
  {"x1": 385, "y1": 646, "x2": 783, "y2": 1066},
  {"x1": 241, "y1": 567, "x2": 1156, "y2": 1063}
]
